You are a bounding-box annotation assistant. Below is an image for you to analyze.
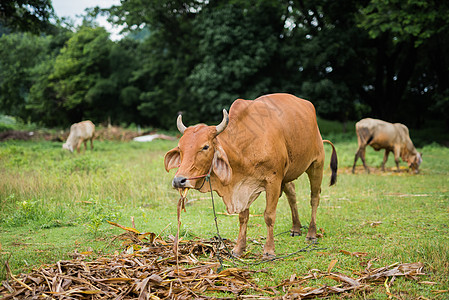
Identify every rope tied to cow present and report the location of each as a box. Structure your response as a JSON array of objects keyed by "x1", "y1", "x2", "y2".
[
  {"x1": 174, "y1": 166, "x2": 327, "y2": 270},
  {"x1": 206, "y1": 174, "x2": 236, "y2": 272},
  {"x1": 174, "y1": 164, "x2": 236, "y2": 272},
  {"x1": 183, "y1": 162, "x2": 213, "y2": 190}
]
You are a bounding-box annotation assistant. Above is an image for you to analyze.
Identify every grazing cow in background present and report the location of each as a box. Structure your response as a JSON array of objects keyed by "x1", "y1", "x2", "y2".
[
  {"x1": 352, "y1": 118, "x2": 422, "y2": 174},
  {"x1": 164, "y1": 93, "x2": 338, "y2": 258},
  {"x1": 63, "y1": 121, "x2": 95, "y2": 153}
]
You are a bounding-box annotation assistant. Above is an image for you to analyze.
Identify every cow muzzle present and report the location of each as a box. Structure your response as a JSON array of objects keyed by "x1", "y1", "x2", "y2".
[
  {"x1": 172, "y1": 176, "x2": 195, "y2": 189},
  {"x1": 172, "y1": 176, "x2": 187, "y2": 188}
]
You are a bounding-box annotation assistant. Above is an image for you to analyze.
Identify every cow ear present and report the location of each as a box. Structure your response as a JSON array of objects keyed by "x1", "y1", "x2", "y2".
[
  {"x1": 164, "y1": 147, "x2": 181, "y2": 172},
  {"x1": 212, "y1": 144, "x2": 232, "y2": 185}
]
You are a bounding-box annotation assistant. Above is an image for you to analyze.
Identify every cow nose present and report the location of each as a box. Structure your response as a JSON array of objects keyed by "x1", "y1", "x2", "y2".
[{"x1": 172, "y1": 176, "x2": 187, "y2": 188}]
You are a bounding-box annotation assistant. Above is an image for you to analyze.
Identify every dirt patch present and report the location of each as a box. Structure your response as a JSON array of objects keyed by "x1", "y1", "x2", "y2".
[
  {"x1": 0, "y1": 129, "x2": 68, "y2": 142},
  {"x1": 0, "y1": 127, "x2": 177, "y2": 143},
  {"x1": 0, "y1": 131, "x2": 37, "y2": 141},
  {"x1": 343, "y1": 166, "x2": 411, "y2": 175},
  {"x1": 95, "y1": 126, "x2": 141, "y2": 142}
]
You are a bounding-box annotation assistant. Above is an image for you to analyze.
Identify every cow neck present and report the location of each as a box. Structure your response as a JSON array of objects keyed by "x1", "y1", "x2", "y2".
[
  {"x1": 400, "y1": 141, "x2": 416, "y2": 161},
  {"x1": 202, "y1": 173, "x2": 236, "y2": 212}
]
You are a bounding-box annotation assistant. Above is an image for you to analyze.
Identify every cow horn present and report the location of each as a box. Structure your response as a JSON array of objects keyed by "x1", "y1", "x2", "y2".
[
  {"x1": 177, "y1": 114, "x2": 187, "y2": 134},
  {"x1": 215, "y1": 109, "x2": 229, "y2": 135}
]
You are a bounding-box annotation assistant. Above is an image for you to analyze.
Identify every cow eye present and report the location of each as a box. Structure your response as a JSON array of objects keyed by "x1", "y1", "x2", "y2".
[{"x1": 202, "y1": 145, "x2": 209, "y2": 151}]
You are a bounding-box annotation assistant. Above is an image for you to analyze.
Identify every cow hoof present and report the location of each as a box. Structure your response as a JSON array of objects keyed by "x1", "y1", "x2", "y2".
[
  {"x1": 306, "y1": 236, "x2": 317, "y2": 242},
  {"x1": 263, "y1": 253, "x2": 276, "y2": 260},
  {"x1": 231, "y1": 249, "x2": 243, "y2": 258},
  {"x1": 290, "y1": 230, "x2": 301, "y2": 237}
]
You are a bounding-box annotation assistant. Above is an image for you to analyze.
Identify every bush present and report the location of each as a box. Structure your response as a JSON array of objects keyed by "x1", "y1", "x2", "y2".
[
  {"x1": 83, "y1": 198, "x2": 122, "y2": 236},
  {"x1": 2, "y1": 198, "x2": 63, "y2": 227},
  {"x1": 0, "y1": 115, "x2": 16, "y2": 132}
]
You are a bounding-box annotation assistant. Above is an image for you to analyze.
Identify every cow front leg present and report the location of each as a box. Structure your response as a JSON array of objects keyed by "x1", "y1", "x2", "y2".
[
  {"x1": 76, "y1": 140, "x2": 83, "y2": 153},
  {"x1": 232, "y1": 209, "x2": 249, "y2": 257},
  {"x1": 283, "y1": 182, "x2": 302, "y2": 236},
  {"x1": 393, "y1": 146, "x2": 401, "y2": 172},
  {"x1": 306, "y1": 161, "x2": 324, "y2": 241},
  {"x1": 263, "y1": 184, "x2": 281, "y2": 258},
  {"x1": 381, "y1": 150, "x2": 390, "y2": 171}
]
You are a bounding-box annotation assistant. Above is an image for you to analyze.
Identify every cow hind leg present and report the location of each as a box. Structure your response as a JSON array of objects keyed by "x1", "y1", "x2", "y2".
[
  {"x1": 263, "y1": 182, "x2": 282, "y2": 258},
  {"x1": 381, "y1": 150, "x2": 390, "y2": 171},
  {"x1": 231, "y1": 209, "x2": 249, "y2": 258},
  {"x1": 283, "y1": 182, "x2": 302, "y2": 236},
  {"x1": 359, "y1": 147, "x2": 370, "y2": 173},
  {"x1": 352, "y1": 146, "x2": 369, "y2": 174},
  {"x1": 305, "y1": 160, "x2": 324, "y2": 241},
  {"x1": 352, "y1": 148, "x2": 361, "y2": 174}
]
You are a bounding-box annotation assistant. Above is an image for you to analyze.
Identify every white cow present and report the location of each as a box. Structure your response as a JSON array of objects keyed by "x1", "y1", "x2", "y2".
[{"x1": 62, "y1": 121, "x2": 95, "y2": 153}]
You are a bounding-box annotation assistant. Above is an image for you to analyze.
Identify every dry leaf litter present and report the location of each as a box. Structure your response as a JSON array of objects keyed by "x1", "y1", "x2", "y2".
[{"x1": 1, "y1": 221, "x2": 427, "y2": 299}]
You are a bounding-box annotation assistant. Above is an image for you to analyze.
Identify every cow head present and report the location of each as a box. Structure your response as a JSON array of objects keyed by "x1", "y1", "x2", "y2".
[
  {"x1": 62, "y1": 142, "x2": 73, "y2": 152},
  {"x1": 164, "y1": 110, "x2": 232, "y2": 191},
  {"x1": 407, "y1": 152, "x2": 422, "y2": 174}
]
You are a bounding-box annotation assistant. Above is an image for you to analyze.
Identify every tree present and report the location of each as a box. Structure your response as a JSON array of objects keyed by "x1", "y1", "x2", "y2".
[
  {"x1": 2, "y1": 0, "x2": 447, "y2": 132},
  {"x1": 105, "y1": 0, "x2": 203, "y2": 128},
  {"x1": 27, "y1": 26, "x2": 144, "y2": 127},
  {"x1": 283, "y1": 0, "x2": 372, "y2": 123},
  {"x1": 187, "y1": 1, "x2": 287, "y2": 123},
  {"x1": 47, "y1": 26, "x2": 113, "y2": 124},
  {"x1": 0, "y1": 0, "x2": 54, "y2": 34},
  {"x1": 88, "y1": 38, "x2": 142, "y2": 125},
  {"x1": 0, "y1": 33, "x2": 50, "y2": 120},
  {"x1": 26, "y1": 28, "x2": 73, "y2": 126},
  {"x1": 358, "y1": 0, "x2": 449, "y2": 125}
]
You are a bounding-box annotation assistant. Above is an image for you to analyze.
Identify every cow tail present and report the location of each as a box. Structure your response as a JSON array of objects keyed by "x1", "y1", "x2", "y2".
[{"x1": 323, "y1": 140, "x2": 338, "y2": 186}]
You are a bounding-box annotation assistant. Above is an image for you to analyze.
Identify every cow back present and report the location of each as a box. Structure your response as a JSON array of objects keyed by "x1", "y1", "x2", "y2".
[
  {"x1": 356, "y1": 118, "x2": 400, "y2": 150},
  {"x1": 67, "y1": 121, "x2": 95, "y2": 143},
  {"x1": 76, "y1": 121, "x2": 95, "y2": 139},
  {"x1": 218, "y1": 93, "x2": 323, "y2": 182}
]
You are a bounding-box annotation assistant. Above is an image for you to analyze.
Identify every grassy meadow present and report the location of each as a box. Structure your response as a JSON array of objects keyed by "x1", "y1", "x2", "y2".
[{"x1": 0, "y1": 127, "x2": 448, "y2": 298}]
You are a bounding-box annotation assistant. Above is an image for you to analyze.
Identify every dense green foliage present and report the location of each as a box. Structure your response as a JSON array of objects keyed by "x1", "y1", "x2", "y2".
[
  {"x1": 0, "y1": 137, "x2": 448, "y2": 298},
  {"x1": 0, "y1": 0, "x2": 54, "y2": 33},
  {"x1": 0, "y1": 0, "x2": 448, "y2": 133}
]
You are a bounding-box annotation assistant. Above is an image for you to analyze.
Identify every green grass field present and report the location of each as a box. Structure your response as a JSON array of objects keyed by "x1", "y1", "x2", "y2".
[{"x1": 0, "y1": 134, "x2": 448, "y2": 298}]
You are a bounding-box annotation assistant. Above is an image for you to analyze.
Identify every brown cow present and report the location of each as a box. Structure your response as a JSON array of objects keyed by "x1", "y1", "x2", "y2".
[
  {"x1": 164, "y1": 93, "x2": 338, "y2": 258},
  {"x1": 62, "y1": 120, "x2": 95, "y2": 153},
  {"x1": 352, "y1": 118, "x2": 422, "y2": 174}
]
